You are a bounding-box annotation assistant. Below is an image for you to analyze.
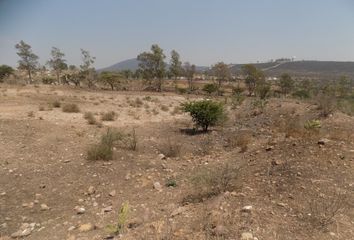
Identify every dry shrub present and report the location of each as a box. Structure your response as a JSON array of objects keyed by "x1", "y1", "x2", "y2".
[
  {"x1": 38, "y1": 105, "x2": 45, "y2": 111},
  {"x1": 87, "y1": 129, "x2": 124, "y2": 161},
  {"x1": 317, "y1": 94, "x2": 336, "y2": 117},
  {"x1": 101, "y1": 111, "x2": 117, "y2": 121},
  {"x1": 152, "y1": 108, "x2": 159, "y2": 115},
  {"x1": 171, "y1": 106, "x2": 181, "y2": 115},
  {"x1": 305, "y1": 191, "x2": 347, "y2": 230},
  {"x1": 128, "y1": 97, "x2": 143, "y2": 108},
  {"x1": 27, "y1": 111, "x2": 34, "y2": 117},
  {"x1": 62, "y1": 103, "x2": 80, "y2": 113},
  {"x1": 159, "y1": 138, "x2": 182, "y2": 158},
  {"x1": 225, "y1": 130, "x2": 252, "y2": 152},
  {"x1": 84, "y1": 112, "x2": 97, "y2": 125},
  {"x1": 160, "y1": 105, "x2": 169, "y2": 112},
  {"x1": 52, "y1": 100, "x2": 61, "y2": 108},
  {"x1": 125, "y1": 128, "x2": 138, "y2": 151},
  {"x1": 184, "y1": 163, "x2": 241, "y2": 203},
  {"x1": 198, "y1": 135, "x2": 213, "y2": 156}
]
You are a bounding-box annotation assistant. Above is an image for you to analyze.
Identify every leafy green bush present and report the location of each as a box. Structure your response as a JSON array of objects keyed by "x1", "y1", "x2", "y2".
[
  {"x1": 182, "y1": 100, "x2": 225, "y2": 131},
  {"x1": 202, "y1": 83, "x2": 218, "y2": 95},
  {"x1": 42, "y1": 76, "x2": 56, "y2": 85}
]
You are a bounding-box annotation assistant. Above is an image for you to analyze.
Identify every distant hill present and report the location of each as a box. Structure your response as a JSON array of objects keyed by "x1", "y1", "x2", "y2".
[
  {"x1": 230, "y1": 61, "x2": 354, "y2": 78},
  {"x1": 99, "y1": 58, "x2": 209, "y2": 72}
]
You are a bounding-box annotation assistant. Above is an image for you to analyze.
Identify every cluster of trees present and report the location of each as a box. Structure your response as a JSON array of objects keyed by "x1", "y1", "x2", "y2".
[{"x1": 12, "y1": 40, "x2": 96, "y2": 87}]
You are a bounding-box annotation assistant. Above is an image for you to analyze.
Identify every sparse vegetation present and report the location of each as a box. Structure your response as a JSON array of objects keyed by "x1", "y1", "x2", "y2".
[
  {"x1": 51, "y1": 100, "x2": 61, "y2": 108},
  {"x1": 185, "y1": 163, "x2": 241, "y2": 203},
  {"x1": 84, "y1": 112, "x2": 97, "y2": 125},
  {"x1": 101, "y1": 111, "x2": 117, "y2": 121},
  {"x1": 62, "y1": 103, "x2": 80, "y2": 113},
  {"x1": 87, "y1": 129, "x2": 123, "y2": 161},
  {"x1": 159, "y1": 138, "x2": 182, "y2": 158}
]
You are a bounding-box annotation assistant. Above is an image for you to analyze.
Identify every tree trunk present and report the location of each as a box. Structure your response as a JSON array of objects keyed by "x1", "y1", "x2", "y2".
[{"x1": 28, "y1": 69, "x2": 32, "y2": 84}]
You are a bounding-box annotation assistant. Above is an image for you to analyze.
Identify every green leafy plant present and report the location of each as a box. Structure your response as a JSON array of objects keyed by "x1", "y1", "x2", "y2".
[
  {"x1": 202, "y1": 83, "x2": 218, "y2": 95},
  {"x1": 182, "y1": 100, "x2": 225, "y2": 132},
  {"x1": 166, "y1": 179, "x2": 177, "y2": 187},
  {"x1": 304, "y1": 120, "x2": 321, "y2": 130},
  {"x1": 106, "y1": 202, "x2": 130, "y2": 235}
]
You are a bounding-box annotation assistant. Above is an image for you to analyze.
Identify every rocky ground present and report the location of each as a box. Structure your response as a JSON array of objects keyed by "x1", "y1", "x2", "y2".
[{"x1": 0, "y1": 84, "x2": 353, "y2": 240}]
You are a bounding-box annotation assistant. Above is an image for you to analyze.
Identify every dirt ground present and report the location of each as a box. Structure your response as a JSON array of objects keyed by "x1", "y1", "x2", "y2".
[{"x1": 0, "y1": 84, "x2": 354, "y2": 240}]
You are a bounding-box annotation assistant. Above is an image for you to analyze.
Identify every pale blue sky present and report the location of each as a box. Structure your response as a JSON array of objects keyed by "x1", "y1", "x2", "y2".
[{"x1": 1, "y1": 0, "x2": 354, "y2": 68}]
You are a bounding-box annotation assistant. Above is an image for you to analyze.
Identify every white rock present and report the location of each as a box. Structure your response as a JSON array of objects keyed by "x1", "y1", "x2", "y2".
[{"x1": 153, "y1": 182, "x2": 162, "y2": 191}]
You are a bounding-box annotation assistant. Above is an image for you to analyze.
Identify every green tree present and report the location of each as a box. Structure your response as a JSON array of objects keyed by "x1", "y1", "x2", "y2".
[
  {"x1": 100, "y1": 71, "x2": 122, "y2": 90},
  {"x1": 242, "y1": 64, "x2": 264, "y2": 96},
  {"x1": 279, "y1": 73, "x2": 294, "y2": 95},
  {"x1": 212, "y1": 62, "x2": 230, "y2": 94},
  {"x1": 169, "y1": 50, "x2": 182, "y2": 80},
  {"x1": 137, "y1": 44, "x2": 166, "y2": 91},
  {"x1": 15, "y1": 40, "x2": 39, "y2": 83},
  {"x1": 184, "y1": 62, "x2": 196, "y2": 91},
  {"x1": 0, "y1": 65, "x2": 14, "y2": 82},
  {"x1": 80, "y1": 49, "x2": 96, "y2": 88},
  {"x1": 182, "y1": 100, "x2": 225, "y2": 132},
  {"x1": 47, "y1": 47, "x2": 67, "y2": 84}
]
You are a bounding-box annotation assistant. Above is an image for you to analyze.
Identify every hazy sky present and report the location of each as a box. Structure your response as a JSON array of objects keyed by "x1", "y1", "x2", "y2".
[{"x1": 1, "y1": 0, "x2": 354, "y2": 68}]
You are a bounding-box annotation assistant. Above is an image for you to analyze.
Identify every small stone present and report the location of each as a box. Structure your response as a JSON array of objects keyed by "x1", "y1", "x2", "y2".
[
  {"x1": 11, "y1": 228, "x2": 32, "y2": 238},
  {"x1": 40, "y1": 204, "x2": 49, "y2": 211},
  {"x1": 125, "y1": 173, "x2": 131, "y2": 180},
  {"x1": 241, "y1": 232, "x2": 253, "y2": 240},
  {"x1": 318, "y1": 138, "x2": 330, "y2": 145},
  {"x1": 102, "y1": 206, "x2": 113, "y2": 213},
  {"x1": 213, "y1": 225, "x2": 227, "y2": 236},
  {"x1": 241, "y1": 206, "x2": 252, "y2": 212},
  {"x1": 88, "y1": 186, "x2": 96, "y2": 195},
  {"x1": 265, "y1": 146, "x2": 273, "y2": 151},
  {"x1": 68, "y1": 226, "x2": 76, "y2": 231},
  {"x1": 78, "y1": 223, "x2": 94, "y2": 232},
  {"x1": 271, "y1": 160, "x2": 283, "y2": 166},
  {"x1": 109, "y1": 190, "x2": 116, "y2": 197},
  {"x1": 153, "y1": 182, "x2": 162, "y2": 191},
  {"x1": 74, "y1": 206, "x2": 85, "y2": 214},
  {"x1": 158, "y1": 153, "x2": 166, "y2": 160}
]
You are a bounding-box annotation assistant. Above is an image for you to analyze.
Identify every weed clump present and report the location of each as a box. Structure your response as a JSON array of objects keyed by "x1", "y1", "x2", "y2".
[
  {"x1": 52, "y1": 100, "x2": 61, "y2": 108},
  {"x1": 62, "y1": 103, "x2": 80, "y2": 113},
  {"x1": 84, "y1": 112, "x2": 97, "y2": 125},
  {"x1": 101, "y1": 111, "x2": 117, "y2": 121},
  {"x1": 87, "y1": 128, "x2": 137, "y2": 161}
]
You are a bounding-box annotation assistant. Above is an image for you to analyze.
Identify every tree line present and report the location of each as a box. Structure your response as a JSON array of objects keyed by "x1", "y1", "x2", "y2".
[{"x1": 0, "y1": 41, "x2": 353, "y2": 100}]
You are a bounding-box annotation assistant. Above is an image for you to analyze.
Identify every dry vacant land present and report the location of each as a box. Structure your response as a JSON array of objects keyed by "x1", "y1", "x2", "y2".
[{"x1": 0, "y1": 84, "x2": 354, "y2": 240}]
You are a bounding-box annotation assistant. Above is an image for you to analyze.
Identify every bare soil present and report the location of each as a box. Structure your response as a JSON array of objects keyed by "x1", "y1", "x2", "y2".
[{"x1": 0, "y1": 84, "x2": 354, "y2": 240}]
